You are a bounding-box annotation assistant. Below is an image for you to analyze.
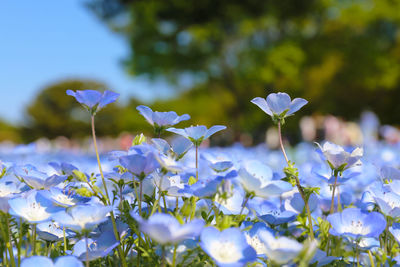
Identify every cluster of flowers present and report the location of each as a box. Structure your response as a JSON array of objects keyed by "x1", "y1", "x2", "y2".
[{"x1": 1, "y1": 90, "x2": 400, "y2": 266}]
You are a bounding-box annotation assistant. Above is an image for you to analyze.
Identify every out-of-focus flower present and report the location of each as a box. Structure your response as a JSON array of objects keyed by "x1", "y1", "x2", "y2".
[
  {"x1": 37, "y1": 221, "x2": 74, "y2": 242},
  {"x1": 21, "y1": 256, "x2": 83, "y2": 267},
  {"x1": 327, "y1": 208, "x2": 386, "y2": 239},
  {"x1": 316, "y1": 142, "x2": 363, "y2": 172},
  {"x1": 167, "y1": 125, "x2": 226, "y2": 146},
  {"x1": 66, "y1": 89, "x2": 119, "y2": 115},
  {"x1": 133, "y1": 213, "x2": 204, "y2": 245},
  {"x1": 238, "y1": 160, "x2": 291, "y2": 198},
  {"x1": 200, "y1": 227, "x2": 257, "y2": 267},
  {"x1": 137, "y1": 105, "x2": 190, "y2": 134},
  {"x1": 52, "y1": 204, "x2": 112, "y2": 232},
  {"x1": 9, "y1": 190, "x2": 61, "y2": 223},
  {"x1": 72, "y1": 231, "x2": 119, "y2": 261},
  {"x1": 119, "y1": 153, "x2": 159, "y2": 180},
  {"x1": 259, "y1": 231, "x2": 303, "y2": 265}
]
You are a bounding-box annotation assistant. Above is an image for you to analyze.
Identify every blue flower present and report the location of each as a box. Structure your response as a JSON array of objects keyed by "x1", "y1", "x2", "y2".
[
  {"x1": 249, "y1": 200, "x2": 297, "y2": 225},
  {"x1": 41, "y1": 187, "x2": 90, "y2": 207},
  {"x1": 259, "y1": 231, "x2": 303, "y2": 265},
  {"x1": 327, "y1": 208, "x2": 386, "y2": 239},
  {"x1": 243, "y1": 222, "x2": 274, "y2": 256},
  {"x1": 9, "y1": 190, "x2": 61, "y2": 223},
  {"x1": 200, "y1": 227, "x2": 257, "y2": 267},
  {"x1": 66, "y1": 89, "x2": 119, "y2": 115},
  {"x1": 21, "y1": 256, "x2": 83, "y2": 267},
  {"x1": 13, "y1": 164, "x2": 67, "y2": 190},
  {"x1": 389, "y1": 223, "x2": 400, "y2": 245},
  {"x1": 52, "y1": 203, "x2": 112, "y2": 233},
  {"x1": 167, "y1": 125, "x2": 226, "y2": 146},
  {"x1": 119, "y1": 153, "x2": 159, "y2": 180},
  {"x1": 238, "y1": 160, "x2": 291, "y2": 198},
  {"x1": 72, "y1": 232, "x2": 119, "y2": 261},
  {"x1": 251, "y1": 92, "x2": 307, "y2": 122},
  {"x1": 37, "y1": 221, "x2": 74, "y2": 242},
  {"x1": 316, "y1": 142, "x2": 363, "y2": 172},
  {"x1": 133, "y1": 213, "x2": 204, "y2": 245},
  {"x1": 137, "y1": 105, "x2": 190, "y2": 134}
]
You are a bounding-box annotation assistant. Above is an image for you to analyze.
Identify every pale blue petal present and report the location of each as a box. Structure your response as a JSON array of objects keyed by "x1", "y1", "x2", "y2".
[{"x1": 251, "y1": 97, "x2": 272, "y2": 115}]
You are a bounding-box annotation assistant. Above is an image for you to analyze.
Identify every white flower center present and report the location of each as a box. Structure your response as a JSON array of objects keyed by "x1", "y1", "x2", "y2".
[
  {"x1": 209, "y1": 240, "x2": 241, "y2": 263},
  {"x1": 26, "y1": 202, "x2": 49, "y2": 221},
  {"x1": 55, "y1": 194, "x2": 75, "y2": 205},
  {"x1": 245, "y1": 234, "x2": 266, "y2": 255},
  {"x1": 343, "y1": 220, "x2": 367, "y2": 235}
]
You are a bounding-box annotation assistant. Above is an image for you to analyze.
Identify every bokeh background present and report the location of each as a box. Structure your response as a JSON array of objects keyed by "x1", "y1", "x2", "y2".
[{"x1": 2, "y1": 0, "x2": 400, "y2": 147}]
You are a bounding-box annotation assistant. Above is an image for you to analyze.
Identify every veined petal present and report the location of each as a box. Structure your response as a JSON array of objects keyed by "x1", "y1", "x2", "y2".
[
  {"x1": 287, "y1": 98, "x2": 308, "y2": 115},
  {"x1": 251, "y1": 97, "x2": 272, "y2": 116},
  {"x1": 266, "y1": 92, "x2": 291, "y2": 114}
]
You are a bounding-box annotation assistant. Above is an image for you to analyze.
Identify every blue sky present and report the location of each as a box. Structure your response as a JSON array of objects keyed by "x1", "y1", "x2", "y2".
[{"x1": 0, "y1": 0, "x2": 173, "y2": 124}]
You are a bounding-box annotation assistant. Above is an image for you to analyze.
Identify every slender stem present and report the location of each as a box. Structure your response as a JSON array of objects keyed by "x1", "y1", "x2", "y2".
[
  {"x1": 91, "y1": 115, "x2": 128, "y2": 267},
  {"x1": 85, "y1": 236, "x2": 90, "y2": 267},
  {"x1": 6, "y1": 216, "x2": 16, "y2": 267},
  {"x1": 47, "y1": 242, "x2": 52, "y2": 257},
  {"x1": 278, "y1": 121, "x2": 314, "y2": 239},
  {"x1": 18, "y1": 218, "x2": 22, "y2": 266},
  {"x1": 31, "y1": 224, "x2": 36, "y2": 256},
  {"x1": 162, "y1": 194, "x2": 168, "y2": 213},
  {"x1": 150, "y1": 192, "x2": 162, "y2": 216},
  {"x1": 172, "y1": 244, "x2": 178, "y2": 267},
  {"x1": 91, "y1": 116, "x2": 110, "y2": 201},
  {"x1": 337, "y1": 185, "x2": 342, "y2": 212},
  {"x1": 356, "y1": 242, "x2": 360, "y2": 267},
  {"x1": 175, "y1": 197, "x2": 179, "y2": 214},
  {"x1": 368, "y1": 250, "x2": 375, "y2": 267},
  {"x1": 195, "y1": 145, "x2": 199, "y2": 181},
  {"x1": 239, "y1": 195, "x2": 250, "y2": 216},
  {"x1": 139, "y1": 181, "x2": 143, "y2": 216},
  {"x1": 161, "y1": 246, "x2": 166, "y2": 267},
  {"x1": 330, "y1": 174, "x2": 338, "y2": 214},
  {"x1": 63, "y1": 227, "x2": 67, "y2": 254},
  {"x1": 277, "y1": 122, "x2": 289, "y2": 163}
]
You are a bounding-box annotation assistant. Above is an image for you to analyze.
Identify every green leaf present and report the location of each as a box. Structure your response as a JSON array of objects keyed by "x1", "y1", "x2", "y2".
[{"x1": 72, "y1": 170, "x2": 88, "y2": 183}]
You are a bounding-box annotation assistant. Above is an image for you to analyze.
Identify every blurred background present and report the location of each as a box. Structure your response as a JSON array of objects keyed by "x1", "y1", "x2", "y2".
[{"x1": 2, "y1": 0, "x2": 400, "y2": 148}]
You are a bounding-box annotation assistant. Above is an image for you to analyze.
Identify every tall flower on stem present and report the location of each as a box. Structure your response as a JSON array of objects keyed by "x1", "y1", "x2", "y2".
[
  {"x1": 67, "y1": 89, "x2": 127, "y2": 267},
  {"x1": 137, "y1": 105, "x2": 190, "y2": 137},
  {"x1": 316, "y1": 142, "x2": 363, "y2": 214},
  {"x1": 251, "y1": 92, "x2": 315, "y2": 239},
  {"x1": 167, "y1": 125, "x2": 226, "y2": 181}
]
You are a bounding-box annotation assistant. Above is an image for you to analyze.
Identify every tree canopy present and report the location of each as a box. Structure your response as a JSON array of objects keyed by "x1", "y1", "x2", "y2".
[{"x1": 85, "y1": 0, "x2": 400, "y2": 141}]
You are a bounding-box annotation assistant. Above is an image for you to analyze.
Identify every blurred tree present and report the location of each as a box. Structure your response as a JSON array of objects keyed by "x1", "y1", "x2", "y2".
[
  {"x1": 22, "y1": 79, "x2": 127, "y2": 142},
  {"x1": 0, "y1": 120, "x2": 20, "y2": 143},
  {"x1": 87, "y1": 0, "x2": 400, "y2": 143}
]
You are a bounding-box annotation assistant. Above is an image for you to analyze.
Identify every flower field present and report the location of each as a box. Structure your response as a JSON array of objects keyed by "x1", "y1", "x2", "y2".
[{"x1": 1, "y1": 90, "x2": 400, "y2": 266}]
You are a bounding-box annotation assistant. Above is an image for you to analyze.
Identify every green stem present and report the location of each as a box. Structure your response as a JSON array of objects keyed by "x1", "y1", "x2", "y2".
[
  {"x1": 18, "y1": 218, "x2": 22, "y2": 266},
  {"x1": 139, "y1": 181, "x2": 143, "y2": 216},
  {"x1": 278, "y1": 121, "x2": 314, "y2": 240},
  {"x1": 195, "y1": 145, "x2": 199, "y2": 181},
  {"x1": 91, "y1": 115, "x2": 127, "y2": 267},
  {"x1": 239, "y1": 195, "x2": 250, "y2": 216},
  {"x1": 31, "y1": 224, "x2": 36, "y2": 256},
  {"x1": 162, "y1": 194, "x2": 168, "y2": 213},
  {"x1": 6, "y1": 216, "x2": 16, "y2": 267},
  {"x1": 368, "y1": 250, "x2": 375, "y2": 267},
  {"x1": 63, "y1": 227, "x2": 67, "y2": 254},
  {"x1": 330, "y1": 174, "x2": 338, "y2": 214},
  {"x1": 356, "y1": 242, "x2": 360, "y2": 267},
  {"x1": 172, "y1": 244, "x2": 178, "y2": 267},
  {"x1": 161, "y1": 246, "x2": 166, "y2": 267}
]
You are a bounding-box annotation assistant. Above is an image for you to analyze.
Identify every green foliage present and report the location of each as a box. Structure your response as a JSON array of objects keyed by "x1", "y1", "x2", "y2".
[{"x1": 86, "y1": 0, "x2": 400, "y2": 142}]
